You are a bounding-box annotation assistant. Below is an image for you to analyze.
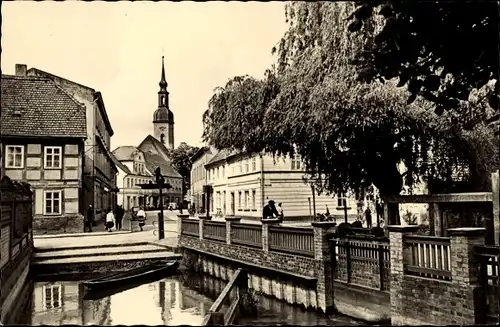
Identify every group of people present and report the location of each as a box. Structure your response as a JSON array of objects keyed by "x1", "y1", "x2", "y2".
[
  {"x1": 86, "y1": 204, "x2": 126, "y2": 232},
  {"x1": 262, "y1": 200, "x2": 284, "y2": 221}
]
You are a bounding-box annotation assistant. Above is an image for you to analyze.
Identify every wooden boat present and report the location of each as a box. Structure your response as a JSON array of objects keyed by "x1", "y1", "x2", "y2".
[{"x1": 83, "y1": 261, "x2": 179, "y2": 291}]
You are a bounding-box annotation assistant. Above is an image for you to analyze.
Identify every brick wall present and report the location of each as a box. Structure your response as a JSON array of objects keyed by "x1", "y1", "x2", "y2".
[
  {"x1": 179, "y1": 236, "x2": 316, "y2": 278},
  {"x1": 33, "y1": 214, "x2": 84, "y2": 235},
  {"x1": 389, "y1": 226, "x2": 486, "y2": 325}
]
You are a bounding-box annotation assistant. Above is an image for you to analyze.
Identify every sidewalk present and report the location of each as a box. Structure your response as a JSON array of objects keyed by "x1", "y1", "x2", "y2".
[{"x1": 34, "y1": 221, "x2": 179, "y2": 250}]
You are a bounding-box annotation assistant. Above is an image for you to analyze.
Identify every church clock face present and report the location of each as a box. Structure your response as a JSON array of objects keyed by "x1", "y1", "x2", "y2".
[{"x1": 159, "y1": 126, "x2": 166, "y2": 131}]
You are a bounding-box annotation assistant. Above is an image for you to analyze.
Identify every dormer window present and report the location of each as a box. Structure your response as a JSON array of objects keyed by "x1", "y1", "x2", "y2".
[{"x1": 160, "y1": 134, "x2": 165, "y2": 144}]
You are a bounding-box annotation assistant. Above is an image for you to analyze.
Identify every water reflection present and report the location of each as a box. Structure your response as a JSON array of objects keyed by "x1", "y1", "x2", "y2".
[
  {"x1": 30, "y1": 273, "x2": 358, "y2": 326},
  {"x1": 31, "y1": 276, "x2": 214, "y2": 326}
]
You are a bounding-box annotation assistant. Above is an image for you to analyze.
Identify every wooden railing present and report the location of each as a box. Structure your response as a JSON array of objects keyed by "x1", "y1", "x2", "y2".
[
  {"x1": 203, "y1": 221, "x2": 226, "y2": 242},
  {"x1": 404, "y1": 235, "x2": 451, "y2": 280},
  {"x1": 332, "y1": 237, "x2": 390, "y2": 291},
  {"x1": 202, "y1": 268, "x2": 248, "y2": 325},
  {"x1": 181, "y1": 219, "x2": 199, "y2": 237},
  {"x1": 231, "y1": 223, "x2": 262, "y2": 248},
  {"x1": 475, "y1": 245, "x2": 499, "y2": 324},
  {"x1": 269, "y1": 226, "x2": 314, "y2": 257}
]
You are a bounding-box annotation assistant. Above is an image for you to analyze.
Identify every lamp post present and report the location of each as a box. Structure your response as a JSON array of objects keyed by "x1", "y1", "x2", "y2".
[
  {"x1": 155, "y1": 167, "x2": 166, "y2": 240},
  {"x1": 153, "y1": 167, "x2": 172, "y2": 240}
]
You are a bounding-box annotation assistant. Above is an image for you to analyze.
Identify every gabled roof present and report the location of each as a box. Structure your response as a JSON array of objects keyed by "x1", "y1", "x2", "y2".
[
  {"x1": 206, "y1": 149, "x2": 242, "y2": 167},
  {"x1": 143, "y1": 151, "x2": 182, "y2": 178},
  {"x1": 137, "y1": 135, "x2": 171, "y2": 161},
  {"x1": 109, "y1": 151, "x2": 131, "y2": 174},
  {"x1": 191, "y1": 146, "x2": 212, "y2": 162},
  {"x1": 112, "y1": 146, "x2": 140, "y2": 161},
  {"x1": 1, "y1": 75, "x2": 86, "y2": 138},
  {"x1": 27, "y1": 67, "x2": 114, "y2": 137}
]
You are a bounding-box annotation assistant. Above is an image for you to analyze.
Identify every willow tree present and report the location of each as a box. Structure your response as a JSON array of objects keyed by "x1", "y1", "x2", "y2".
[
  {"x1": 346, "y1": 1, "x2": 500, "y2": 134},
  {"x1": 203, "y1": 2, "x2": 499, "y2": 224}
]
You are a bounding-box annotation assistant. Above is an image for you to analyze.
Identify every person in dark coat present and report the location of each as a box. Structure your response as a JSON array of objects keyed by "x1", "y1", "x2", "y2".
[
  {"x1": 86, "y1": 205, "x2": 93, "y2": 232},
  {"x1": 115, "y1": 205, "x2": 125, "y2": 230},
  {"x1": 262, "y1": 200, "x2": 279, "y2": 220}
]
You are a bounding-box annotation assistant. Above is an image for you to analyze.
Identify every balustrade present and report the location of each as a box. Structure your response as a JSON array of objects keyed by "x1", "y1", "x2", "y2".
[
  {"x1": 181, "y1": 219, "x2": 199, "y2": 237},
  {"x1": 268, "y1": 226, "x2": 314, "y2": 257},
  {"x1": 332, "y1": 237, "x2": 390, "y2": 291},
  {"x1": 231, "y1": 223, "x2": 262, "y2": 248},
  {"x1": 203, "y1": 221, "x2": 226, "y2": 242},
  {"x1": 404, "y1": 235, "x2": 451, "y2": 280}
]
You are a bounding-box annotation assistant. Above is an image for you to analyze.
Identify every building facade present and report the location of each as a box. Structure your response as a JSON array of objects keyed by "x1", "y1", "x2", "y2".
[
  {"x1": 203, "y1": 150, "x2": 360, "y2": 221},
  {"x1": 1, "y1": 67, "x2": 87, "y2": 233},
  {"x1": 112, "y1": 146, "x2": 182, "y2": 210},
  {"x1": 26, "y1": 66, "x2": 118, "y2": 222},
  {"x1": 190, "y1": 147, "x2": 214, "y2": 213}
]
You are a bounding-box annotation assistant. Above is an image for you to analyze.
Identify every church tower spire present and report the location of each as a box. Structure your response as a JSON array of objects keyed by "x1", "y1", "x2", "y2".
[
  {"x1": 158, "y1": 56, "x2": 169, "y2": 108},
  {"x1": 153, "y1": 56, "x2": 174, "y2": 149}
]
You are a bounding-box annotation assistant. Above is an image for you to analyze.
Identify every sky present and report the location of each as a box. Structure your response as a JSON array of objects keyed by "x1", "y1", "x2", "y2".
[{"x1": 1, "y1": 1, "x2": 288, "y2": 150}]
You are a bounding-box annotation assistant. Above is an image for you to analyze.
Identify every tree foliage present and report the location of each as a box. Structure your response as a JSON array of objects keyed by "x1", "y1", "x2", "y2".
[
  {"x1": 346, "y1": 1, "x2": 499, "y2": 129},
  {"x1": 202, "y1": 2, "x2": 499, "y2": 204},
  {"x1": 167, "y1": 142, "x2": 199, "y2": 198}
]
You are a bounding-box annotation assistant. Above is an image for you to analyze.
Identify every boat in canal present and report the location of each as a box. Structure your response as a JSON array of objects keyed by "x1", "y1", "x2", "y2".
[{"x1": 83, "y1": 261, "x2": 180, "y2": 293}]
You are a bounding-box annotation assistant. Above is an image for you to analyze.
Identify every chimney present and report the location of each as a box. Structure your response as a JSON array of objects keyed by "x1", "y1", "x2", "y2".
[{"x1": 15, "y1": 64, "x2": 27, "y2": 77}]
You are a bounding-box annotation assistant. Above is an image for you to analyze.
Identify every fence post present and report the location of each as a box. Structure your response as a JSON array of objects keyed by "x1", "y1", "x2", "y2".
[
  {"x1": 312, "y1": 221, "x2": 336, "y2": 314},
  {"x1": 199, "y1": 218, "x2": 204, "y2": 240},
  {"x1": 447, "y1": 227, "x2": 486, "y2": 324},
  {"x1": 378, "y1": 242, "x2": 384, "y2": 291},
  {"x1": 225, "y1": 216, "x2": 241, "y2": 245},
  {"x1": 177, "y1": 215, "x2": 183, "y2": 236},
  {"x1": 387, "y1": 225, "x2": 419, "y2": 325},
  {"x1": 261, "y1": 218, "x2": 279, "y2": 252}
]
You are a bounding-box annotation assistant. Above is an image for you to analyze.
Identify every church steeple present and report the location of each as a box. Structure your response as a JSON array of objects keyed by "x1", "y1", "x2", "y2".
[
  {"x1": 158, "y1": 56, "x2": 169, "y2": 108},
  {"x1": 153, "y1": 55, "x2": 175, "y2": 150}
]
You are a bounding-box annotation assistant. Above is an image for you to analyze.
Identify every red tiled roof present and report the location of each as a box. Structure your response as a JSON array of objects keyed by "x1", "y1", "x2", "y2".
[{"x1": 1, "y1": 75, "x2": 86, "y2": 138}]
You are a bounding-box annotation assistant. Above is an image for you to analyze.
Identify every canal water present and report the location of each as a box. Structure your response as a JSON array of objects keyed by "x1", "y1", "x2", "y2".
[{"x1": 26, "y1": 272, "x2": 359, "y2": 325}]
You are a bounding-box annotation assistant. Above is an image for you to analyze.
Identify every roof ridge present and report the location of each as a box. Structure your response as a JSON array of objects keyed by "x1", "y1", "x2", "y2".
[
  {"x1": 1, "y1": 74, "x2": 53, "y2": 81},
  {"x1": 26, "y1": 68, "x2": 96, "y2": 92},
  {"x1": 50, "y1": 80, "x2": 86, "y2": 111}
]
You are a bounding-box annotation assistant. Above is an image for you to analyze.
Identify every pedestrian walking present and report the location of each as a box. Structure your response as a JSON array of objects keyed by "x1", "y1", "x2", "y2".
[
  {"x1": 365, "y1": 206, "x2": 372, "y2": 229},
  {"x1": 276, "y1": 202, "x2": 284, "y2": 222},
  {"x1": 137, "y1": 207, "x2": 146, "y2": 231},
  {"x1": 105, "y1": 207, "x2": 115, "y2": 232},
  {"x1": 262, "y1": 200, "x2": 279, "y2": 220},
  {"x1": 86, "y1": 205, "x2": 93, "y2": 232},
  {"x1": 115, "y1": 205, "x2": 125, "y2": 231}
]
